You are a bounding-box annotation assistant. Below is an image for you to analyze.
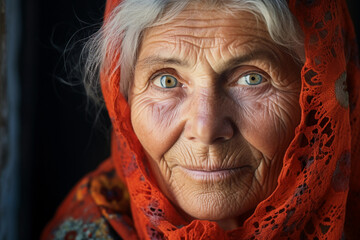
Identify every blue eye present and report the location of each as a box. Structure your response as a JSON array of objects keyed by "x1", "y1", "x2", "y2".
[
  {"x1": 159, "y1": 75, "x2": 178, "y2": 88},
  {"x1": 237, "y1": 73, "x2": 263, "y2": 85}
]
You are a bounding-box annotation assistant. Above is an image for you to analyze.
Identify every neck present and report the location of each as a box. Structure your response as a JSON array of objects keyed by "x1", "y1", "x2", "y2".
[{"x1": 215, "y1": 209, "x2": 254, "y2": 231}]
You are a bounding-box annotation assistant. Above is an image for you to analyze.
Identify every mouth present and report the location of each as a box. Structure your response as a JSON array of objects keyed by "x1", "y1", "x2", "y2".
[{"x1": 177, "y1": 166, "x2": 249, "y2": 181}]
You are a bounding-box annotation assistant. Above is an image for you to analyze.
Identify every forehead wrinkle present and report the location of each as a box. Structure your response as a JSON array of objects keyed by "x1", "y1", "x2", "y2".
[
  {"x1": 204, "y1": 37, "x2": 282, "y2": 73},
  {"x1": 141, "y1": 8, "x2": 269, "y2": 55},
  {"x1": 165, "y1": 21, "x2": 264, "y2": 38},
  {"x1": 224, "y1": 49, "x2": 280, "y2": 70},
  {"x1": 137, "y1": 6, "x2": 280, "y2": 74},
  {"x1": 177, "y1": 19, "x2": 259, "y2": 28},
  {"x1": 144, "y1": 29, "x2": 233, "y2": 51},
  {"x1": 169, "y1": 4, "x2": 259, "y2": 26},
  {"x1": 144, "y1": 25, "x2": 270, "y2": 52},
  {"x1": 137, "y1": 39, "x2": 281, "y2": 77}
]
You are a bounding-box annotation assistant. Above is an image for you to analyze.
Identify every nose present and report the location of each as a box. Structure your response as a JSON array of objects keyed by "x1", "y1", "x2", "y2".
[{"x1": 184, "y1": 89, "x2": 235, "y2": 145}]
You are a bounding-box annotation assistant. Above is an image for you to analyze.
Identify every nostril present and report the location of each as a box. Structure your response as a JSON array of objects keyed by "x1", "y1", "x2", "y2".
[
  {"x1": 185, "y1": 116, "x2": 235, "y2": 144},
  {"x1": 217, "y1": 120, "x2": 235, "y2": 142},
  {"x1": 213, "y1": 136, "x2": 228, "y2": 143}
]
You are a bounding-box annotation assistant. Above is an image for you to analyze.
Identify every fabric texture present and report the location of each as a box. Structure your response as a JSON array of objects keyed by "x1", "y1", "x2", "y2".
[{"x1": 41, "y1": 0, "x2": 360, "y2": 239}]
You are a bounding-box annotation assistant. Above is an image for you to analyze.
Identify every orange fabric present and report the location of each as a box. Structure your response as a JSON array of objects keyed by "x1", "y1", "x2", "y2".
[{"x1": 42, "y1": 0, "x2": 360, "y2": 239}]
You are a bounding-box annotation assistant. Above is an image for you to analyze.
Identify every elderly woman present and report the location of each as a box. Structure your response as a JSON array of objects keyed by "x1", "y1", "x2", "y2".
[{"x1": 42, "y1": 0, "x2": 360, "y2": 239}]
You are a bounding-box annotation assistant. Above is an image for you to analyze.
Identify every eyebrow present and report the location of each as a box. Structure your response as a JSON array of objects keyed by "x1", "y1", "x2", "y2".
[
  {"x1": 223, "y1": 49, "x2": 280, "y2": 70},
  {"x1": 136, "y1": 48, "x2": 280, "y2": 72},
  {"x1": 136, "y1": 56, "x2": 189, "y2": 69}
]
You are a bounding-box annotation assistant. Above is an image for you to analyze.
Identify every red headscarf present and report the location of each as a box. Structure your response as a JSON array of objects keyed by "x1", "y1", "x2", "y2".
[{"x1": 42, "y1": 0, "x2": 360, "y2": 239}]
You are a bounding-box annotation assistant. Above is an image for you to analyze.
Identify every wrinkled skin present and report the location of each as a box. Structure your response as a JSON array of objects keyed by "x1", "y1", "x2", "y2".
[{"x1": 129, "y1": 4, "x2": 302, "y2": 230}]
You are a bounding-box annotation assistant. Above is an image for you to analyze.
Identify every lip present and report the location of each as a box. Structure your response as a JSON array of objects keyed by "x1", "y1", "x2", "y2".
[{"x1": 178, "y1": 166, "x2": 249, "y2": 181}]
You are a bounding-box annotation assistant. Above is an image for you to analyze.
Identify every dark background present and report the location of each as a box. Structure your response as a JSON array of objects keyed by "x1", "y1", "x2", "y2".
[
  {"x1": 18, "y1": 1, "x2": 359, "y2": 240},
  {"x1": 19, "y1": 1, "x2": 111, "y2": 239}
]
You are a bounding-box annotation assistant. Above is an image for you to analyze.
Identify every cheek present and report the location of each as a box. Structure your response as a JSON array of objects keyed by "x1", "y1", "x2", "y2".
[
  {"x1": 130, "y1": 93, "x2": 184, "y2": 160},
  {"x1": 234, "y1": 89, "x2": 300, "y2": 158}
]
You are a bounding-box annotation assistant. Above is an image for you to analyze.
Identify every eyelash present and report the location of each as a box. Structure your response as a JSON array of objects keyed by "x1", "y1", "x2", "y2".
[
  {"x1": 234, "y1": 72, "x2": 268, "y2": 86},
  {"x1": 149, "y1": 67, "x2": 270, "y2": 89},
  {"x1": 150, "y1": 68, "x2": 177, "y2": 80}
]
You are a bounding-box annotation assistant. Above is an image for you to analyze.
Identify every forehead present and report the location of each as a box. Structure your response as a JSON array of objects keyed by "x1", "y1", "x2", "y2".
[{"x1": 137, "y1": 4, "x2": 275, "y2": 69}]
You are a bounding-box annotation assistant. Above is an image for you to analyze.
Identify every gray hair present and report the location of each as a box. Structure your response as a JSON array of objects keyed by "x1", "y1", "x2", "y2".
[{"x1": 82, "y1": 0, "x2": 304, "y2": 104}]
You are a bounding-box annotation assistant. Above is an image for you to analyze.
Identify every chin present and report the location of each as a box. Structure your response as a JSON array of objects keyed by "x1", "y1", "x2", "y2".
[
  {"x1": 173, "y1": 189, "x2": 257, "y2": 231},
  {"x1": 170, "y1": 177, "x2": 258, "y2": 223}
]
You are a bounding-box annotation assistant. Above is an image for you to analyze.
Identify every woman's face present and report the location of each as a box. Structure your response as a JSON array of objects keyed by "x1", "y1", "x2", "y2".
[{"x1": 129, "y1": 5, "x2": 301, "y2": 228}]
